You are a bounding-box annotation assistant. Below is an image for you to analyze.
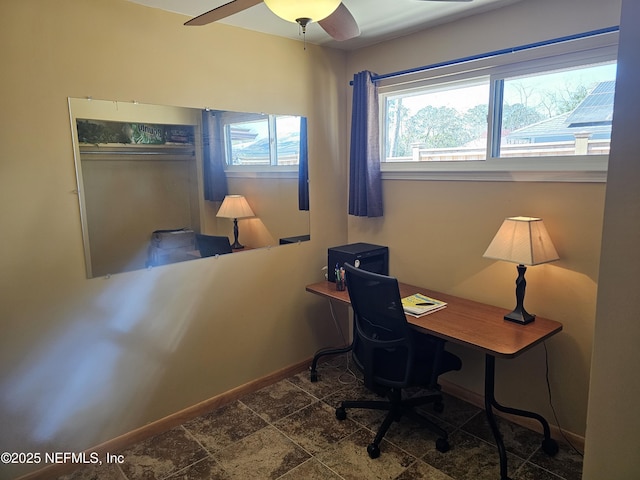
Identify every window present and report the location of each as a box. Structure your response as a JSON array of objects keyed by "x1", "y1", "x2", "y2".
[
  {"x1": 385, "y1": 79, "x2": 490, "y2": 162},
  {"x1": 383, "y1": 62, "x2": 616, "y2": 164},
  {"x1": 223, "y1": 113, "x2": 301, "y2": 167},
  {"x1": 495, "y1": 63, "x2": 616, "y2": 158},
  {"x1": 379, "y1": 33, "x2": 618, "y2": 181}
]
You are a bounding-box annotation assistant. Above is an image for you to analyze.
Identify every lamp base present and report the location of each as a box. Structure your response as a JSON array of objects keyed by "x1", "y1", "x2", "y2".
[
  {"x1": 504, "y1": 263, "x2": 536, "y2": 324},
  {"x1": 504, "y1": 308, "x2": 536, "y2": 325},
  {"x1": 231, "y1": 217, "x2": 244, "y2": 249}
]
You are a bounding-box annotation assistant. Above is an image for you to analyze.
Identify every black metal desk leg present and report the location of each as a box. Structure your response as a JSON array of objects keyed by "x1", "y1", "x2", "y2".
[
  {"x1": 310, "y1": 308, "x2": 354, "y2": 382},
  {"x1": 309, "y1": 342, "x2": 353, "y2": 382},
  {"x1": 485, "y1": 354, "x2": 511, "y2": 480},
  {"x1": 484, "y1": 354, "x2": 560, "y2": 480}
]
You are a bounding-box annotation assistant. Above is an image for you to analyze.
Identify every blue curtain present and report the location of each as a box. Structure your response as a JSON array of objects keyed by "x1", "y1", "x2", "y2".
[
  {"x1": 349, "y1": 71, "x2": 383, "y2": 217},
  {"x1": 298, "y1": 116, "x2": 309, "y2": 211},
  {"x1": 202, "y1": 110, "x2": 228, "y2": 202}
]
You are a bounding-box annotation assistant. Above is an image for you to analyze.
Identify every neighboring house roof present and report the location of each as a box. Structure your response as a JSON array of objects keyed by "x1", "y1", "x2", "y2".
[{"x1": 505, "y1": 81, "x2": 614, "y2": 143}]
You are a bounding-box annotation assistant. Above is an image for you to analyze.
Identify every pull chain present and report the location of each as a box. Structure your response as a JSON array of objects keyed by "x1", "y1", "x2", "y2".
[{"x1": 296, "y1": 17, "x2": 311, "y2": 51}]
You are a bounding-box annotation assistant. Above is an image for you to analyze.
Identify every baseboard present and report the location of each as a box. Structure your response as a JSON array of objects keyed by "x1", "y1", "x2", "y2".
[
  {"x1": 16, "y1": 359, "x2": 310, "y2": 480},
  {"x1": 439, "y1": 379, "x2": 585, "y2": 453}
]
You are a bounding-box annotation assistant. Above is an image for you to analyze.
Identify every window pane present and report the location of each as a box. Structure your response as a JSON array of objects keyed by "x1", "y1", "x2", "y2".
[
  {"x1": 384, "y1": 80, "x2": 490, "y2": 162},
  {"x1": 499, "y1": 62, "x2": 617, "y2": 157},
  {"x1": 275, "y1": 115, "x2": 300, "y2": 166},
  {"x1": 225, "y1": 115, "x2": 301, "y2": 166},
  {"x1": 227, "y1": 116, "x2": 270, "y2": 165}
]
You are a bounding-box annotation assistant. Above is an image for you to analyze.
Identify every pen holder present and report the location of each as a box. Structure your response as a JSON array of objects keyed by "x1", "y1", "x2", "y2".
[{"x1": 335, "y1": 278, "x2": 346, "y2": 291}]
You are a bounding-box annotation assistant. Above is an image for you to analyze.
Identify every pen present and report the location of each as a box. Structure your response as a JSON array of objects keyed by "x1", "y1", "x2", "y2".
[{"x1": 416, "y1": 302, "x2": 434, "y2": 306}]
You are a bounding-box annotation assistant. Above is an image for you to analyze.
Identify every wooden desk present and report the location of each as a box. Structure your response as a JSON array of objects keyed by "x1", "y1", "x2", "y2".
[{"x1": 306, "y1": 281, "x2": 563, "y2": 480}]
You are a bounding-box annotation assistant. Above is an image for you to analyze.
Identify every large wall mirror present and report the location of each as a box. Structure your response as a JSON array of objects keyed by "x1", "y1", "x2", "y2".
[{"x1": 69, "y1": 98, "x2": 310, "y2": 278}]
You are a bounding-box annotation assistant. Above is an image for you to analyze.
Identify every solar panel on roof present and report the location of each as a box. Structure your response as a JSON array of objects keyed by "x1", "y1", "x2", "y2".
[{"x1": 566, "y1": 81, "x2": 615, "y2": 126}]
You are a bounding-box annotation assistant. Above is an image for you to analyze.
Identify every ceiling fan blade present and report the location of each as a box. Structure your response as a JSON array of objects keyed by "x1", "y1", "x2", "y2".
[
  {"x1": 185, "y1": 0, "x2": 263, "y2": 26},
  {"x1": 318, "y1": 2, "x2": 360, "y2": 41}
]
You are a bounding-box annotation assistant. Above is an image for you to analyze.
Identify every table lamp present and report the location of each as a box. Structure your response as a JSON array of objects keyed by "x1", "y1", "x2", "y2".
[
  {"x1": 483, "y1": 216, "x2": 559, "y2": 324},
  {"x1": 216, "y1": 195, "x2": 255, "y2": 249}
]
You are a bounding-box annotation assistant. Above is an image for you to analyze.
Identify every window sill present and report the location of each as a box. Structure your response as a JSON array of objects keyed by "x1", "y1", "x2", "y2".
[{"x1": 381, "y1": 156, "x2": 608, "y2": 183}]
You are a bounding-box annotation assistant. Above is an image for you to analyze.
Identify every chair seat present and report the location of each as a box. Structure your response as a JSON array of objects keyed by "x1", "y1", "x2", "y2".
[{"x1": 352, "y1": 341, "x2": 461, "y2": 389}]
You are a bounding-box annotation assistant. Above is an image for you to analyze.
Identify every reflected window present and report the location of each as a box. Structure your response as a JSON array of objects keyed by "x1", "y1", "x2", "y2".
[{"x1": 224, "y1": 113, "x2": 300, "y2": 166}]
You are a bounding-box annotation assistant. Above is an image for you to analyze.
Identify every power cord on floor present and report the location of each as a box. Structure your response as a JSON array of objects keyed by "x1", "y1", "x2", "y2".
[{"x1": 543, "y1": 341, "x2": 584, "y2": 457}]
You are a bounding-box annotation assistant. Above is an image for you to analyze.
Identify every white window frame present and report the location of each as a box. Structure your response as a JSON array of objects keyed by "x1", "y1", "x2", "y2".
[{"x1": 378, "y1": 32, "x2": 619, "y2": 183}]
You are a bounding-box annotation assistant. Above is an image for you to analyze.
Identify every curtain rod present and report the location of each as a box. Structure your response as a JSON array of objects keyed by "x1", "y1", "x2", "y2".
[{"x1": 351, "y1": 26, "x2": 619, "y2": 85}]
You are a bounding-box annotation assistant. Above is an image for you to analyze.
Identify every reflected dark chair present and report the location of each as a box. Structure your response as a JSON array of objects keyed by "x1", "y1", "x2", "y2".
[
  {"x1": 195, "y1": 234, "x2": 233, "y2": 257},
  {"x1": 336, "y1": 263, "x2": 462, "y2": 458}
]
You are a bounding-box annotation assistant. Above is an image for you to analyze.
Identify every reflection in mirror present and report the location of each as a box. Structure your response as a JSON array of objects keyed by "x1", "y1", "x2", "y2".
[{"x1": 68, "y1": 98, "x2": 310, "y2": 278}]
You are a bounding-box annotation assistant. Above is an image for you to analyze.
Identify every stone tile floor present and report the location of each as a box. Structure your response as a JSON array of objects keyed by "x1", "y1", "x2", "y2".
[{"x1": 59, "y1": 355, "x2": 583, "y2": 479}]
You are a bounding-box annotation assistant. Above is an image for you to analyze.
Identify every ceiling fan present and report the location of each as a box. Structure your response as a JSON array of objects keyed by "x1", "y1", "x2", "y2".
[{"x1": 185, "y1": 0, "x2": 473, "y2": 42}]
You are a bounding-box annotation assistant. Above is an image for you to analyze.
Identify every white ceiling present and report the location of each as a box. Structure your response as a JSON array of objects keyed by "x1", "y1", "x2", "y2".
[{"x1": 126, "y1": 0, "x2": 524, "y2": 50}]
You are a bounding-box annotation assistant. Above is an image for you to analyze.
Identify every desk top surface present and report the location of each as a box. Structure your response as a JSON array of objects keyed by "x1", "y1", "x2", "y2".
[{"x1": 306, "y1": 281, "x2": 563, "y2": 358}]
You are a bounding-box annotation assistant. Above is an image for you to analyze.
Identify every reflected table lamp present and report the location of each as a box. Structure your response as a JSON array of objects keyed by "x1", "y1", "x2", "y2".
[
  {"x1": 483, "y1": 216, "x2": 559, "y2": 324},
  {"x1": 216, "y1": 195, "x2": 255, "y2": 249}
]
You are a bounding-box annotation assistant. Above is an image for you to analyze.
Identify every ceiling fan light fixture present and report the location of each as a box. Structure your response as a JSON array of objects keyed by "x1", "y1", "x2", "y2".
[{"x1": 264, "y1": 0, "x2": 341, "y2": 24}]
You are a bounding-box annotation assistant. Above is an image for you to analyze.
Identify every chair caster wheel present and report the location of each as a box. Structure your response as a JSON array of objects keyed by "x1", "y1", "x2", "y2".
[
  {"x1": 436, "y1": 438, "x2": 450, "y2": 453},
  {"x1": 309, "y1": 370, "x2": 318, "y2": 382},
  {"x1": 335, "y1": 407, "x2": 347, "y2": 421},
  {"x1": 367, "y1": 443, "x2": 380, "y2": 459},
  {"x1": 433, "y1": 401, "x2": 444, "y2": 413},
  {"x1": 542, "y1": 438, "x2": 559, "y2": 456}
]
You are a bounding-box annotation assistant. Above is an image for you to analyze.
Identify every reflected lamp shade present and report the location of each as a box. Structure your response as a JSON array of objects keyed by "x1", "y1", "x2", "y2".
[
  {"x1": 216, "y1": 195, "x2": 255, "y2": 249},
  {"x1": 216, "y1": 195, "x2": 255, "y2": 220},
  {"x1": 483, "y1": 216, "x2": 559, "y2": 324},
  {"x1": 264, "y1": 0, "x2": 341, "y2": 24}
]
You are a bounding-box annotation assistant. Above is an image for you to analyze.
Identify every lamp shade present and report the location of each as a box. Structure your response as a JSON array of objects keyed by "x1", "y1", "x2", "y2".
[
  {"x1": 483, "y1": 216, "x2": 559, "y2": 266},
  {"x1": 216, "y1": 195, "x2": 255, "y2": 219},
  {"x1": 264, "y1": 0, "x2": 341, "y2": 23}
]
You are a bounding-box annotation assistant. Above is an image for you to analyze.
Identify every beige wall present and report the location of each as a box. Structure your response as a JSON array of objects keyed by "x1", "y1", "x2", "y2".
[
  {"x1": 0, "y1": 0, "x2": 348, "y2": 477},
  {"x1": 346, "y1": 0, "x2": 621, "y2": 439}
]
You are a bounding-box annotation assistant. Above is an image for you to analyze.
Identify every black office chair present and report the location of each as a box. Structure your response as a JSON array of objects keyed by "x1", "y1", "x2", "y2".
[
  {"x1": 195, "y1": 234, "x2": 233, "y2": 257},
  {"x1": 336, "y1": 263, "x2": 462, "y2": 459}
]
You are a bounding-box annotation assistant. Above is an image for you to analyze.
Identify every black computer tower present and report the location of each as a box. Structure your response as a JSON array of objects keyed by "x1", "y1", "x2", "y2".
[{"x1": 327, "y1": 243, "x2": 389, "y2": 282}]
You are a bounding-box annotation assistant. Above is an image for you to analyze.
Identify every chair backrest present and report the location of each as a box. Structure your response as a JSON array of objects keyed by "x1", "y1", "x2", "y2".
[
  {"x1": 343, "y1": 263, "x2": 416, "y2": 390},
  {"x1": 196, "y1": 234, "x2": 233, "y2": 257}
]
